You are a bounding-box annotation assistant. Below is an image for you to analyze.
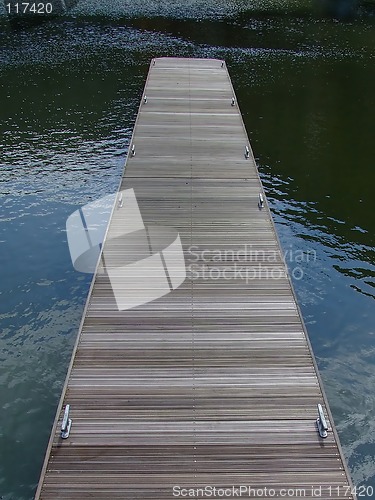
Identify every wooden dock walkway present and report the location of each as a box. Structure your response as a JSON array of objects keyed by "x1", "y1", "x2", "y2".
[{"x1": 35, "y1": 58, "x2": 355, "y2": 500}]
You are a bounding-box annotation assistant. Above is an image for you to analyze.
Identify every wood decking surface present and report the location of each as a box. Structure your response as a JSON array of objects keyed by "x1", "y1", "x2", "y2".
[{"x1": 35, "y1": 57, "x2": 354, "y2": 500}]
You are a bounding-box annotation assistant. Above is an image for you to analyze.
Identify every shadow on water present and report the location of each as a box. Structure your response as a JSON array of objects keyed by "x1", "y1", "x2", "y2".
[{"x1": 2, "y1": 0, "x2": 375, "y2": 32}]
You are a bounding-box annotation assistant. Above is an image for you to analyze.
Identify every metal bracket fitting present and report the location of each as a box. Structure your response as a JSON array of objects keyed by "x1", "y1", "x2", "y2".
[
  {"x1": 316, "y1": 403, "x2": 328, "y2": 438},
  {"x1": 258, "y1": 193, "x2": 264, "y2": 209},
  {"x1": 61, "y1": 404, "x2": 72, "y2": 439}
]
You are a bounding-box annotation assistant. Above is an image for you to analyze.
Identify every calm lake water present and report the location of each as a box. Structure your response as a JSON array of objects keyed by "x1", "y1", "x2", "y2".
[{"x1": 0, "y1": 1, "x2": 375, "y2": 498}]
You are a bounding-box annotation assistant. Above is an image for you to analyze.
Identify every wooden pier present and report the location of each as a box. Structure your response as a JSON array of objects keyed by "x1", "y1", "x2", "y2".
[{"x1": 35, "y1": 58, "x2": 355, "y2": 499}]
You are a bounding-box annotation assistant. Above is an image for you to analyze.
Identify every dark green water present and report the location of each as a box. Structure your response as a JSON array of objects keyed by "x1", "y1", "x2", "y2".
[{"x1": 0, "y1": 1, "x2": 374, "y2": 498}]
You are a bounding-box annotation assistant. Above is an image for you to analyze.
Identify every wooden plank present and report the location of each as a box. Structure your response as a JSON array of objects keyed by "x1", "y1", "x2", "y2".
[{"x1": 35, "y1": 58, "x2": 355, "y2": 500}]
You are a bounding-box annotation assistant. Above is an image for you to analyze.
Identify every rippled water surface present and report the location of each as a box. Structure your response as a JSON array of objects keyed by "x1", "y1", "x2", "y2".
[{"x1": 0, "y1": 1, "x2": 375, "y2": 498}]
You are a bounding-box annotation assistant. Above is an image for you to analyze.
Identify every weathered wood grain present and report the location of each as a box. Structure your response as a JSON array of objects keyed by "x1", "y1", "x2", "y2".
[{"x1": 35, "y1": 58, "x2": 354, "y2": 500}]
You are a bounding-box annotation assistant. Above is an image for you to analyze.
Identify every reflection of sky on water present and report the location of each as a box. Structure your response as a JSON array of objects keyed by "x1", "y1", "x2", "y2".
[{"x1": 261, "y1": 167, "x2": 375, "y2": 489}]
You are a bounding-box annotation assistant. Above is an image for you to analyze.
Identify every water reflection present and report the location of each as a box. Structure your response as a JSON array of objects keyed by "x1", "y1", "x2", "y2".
[{"x1": 259, "y1": 164, "x2": 375, "y2": 492}]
